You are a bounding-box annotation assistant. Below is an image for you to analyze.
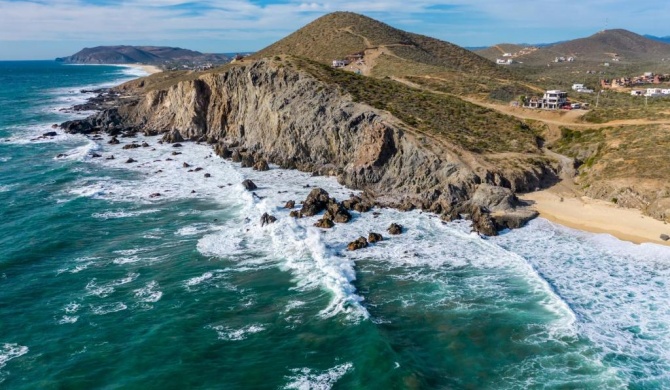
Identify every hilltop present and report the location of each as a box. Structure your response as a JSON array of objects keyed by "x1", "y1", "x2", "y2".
[
  {"x1": 478, "y1": 29, "x2": 670, "y2": 67},
  {"x1": 56, "y1": 46, "x2": 230, "y2": 67},
  {"x1": 253, "y1": 12, "x2": 505, "y2": 78}
]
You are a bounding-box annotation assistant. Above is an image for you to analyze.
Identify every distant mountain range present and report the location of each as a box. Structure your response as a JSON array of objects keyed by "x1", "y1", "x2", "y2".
[
  {"x1": 475, "y1": 29, "x2": 670, "y2": 65},
  {"x1": 55, "y1": 46, "x2": 231, "y2": 65},
  {"x1": 645, "y1": 35, "x2": 670, "y2": 44}
]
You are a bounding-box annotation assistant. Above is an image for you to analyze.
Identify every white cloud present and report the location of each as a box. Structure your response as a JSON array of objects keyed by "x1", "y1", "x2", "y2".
[{"x1": 0, "y1": 0, "x2": 668, "y2": 58}]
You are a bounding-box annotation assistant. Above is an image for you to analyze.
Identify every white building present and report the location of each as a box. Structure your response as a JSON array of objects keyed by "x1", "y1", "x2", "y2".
[
  {"x1": 502, "y1": 52, "x2": 512, "y2": 57},
  {"x1": 662, "y1": 89, "x2": 670, "y2": 95},
  {"x1": 332, "y1": 60, "x2": 349, "y2": 68},
  {"x1": 572, "y1": 83, "x2": 585, "y2": 91},
  {"x1": 496, "y1": 58, "x2": 514, "y2": 65},
  {"x1": 528, "y1": 90, "x2": 569, "y2": 109},
  {"x1": 646, "y1": 88, "x2": 663, "y2": 97}
]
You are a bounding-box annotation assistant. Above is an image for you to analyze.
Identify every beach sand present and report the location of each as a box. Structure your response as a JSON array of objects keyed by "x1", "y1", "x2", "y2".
[
  {"x1": 123, "y1": 64, "x2": 162, "y2": 75},
  {"x1": 521, "y1": 187, "x2": 670, "y2": 246}
]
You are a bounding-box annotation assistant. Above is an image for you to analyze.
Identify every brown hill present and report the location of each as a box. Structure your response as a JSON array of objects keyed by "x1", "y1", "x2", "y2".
[
  {"x1": 474, "y1": 44, "x2": 528, "y2": 61},
  {"x1": 252, "y1": 12, "x2": 504, "y2": 77},
  {"x1": 518, "y1": 29, "x2": 670, "y2": 66}
]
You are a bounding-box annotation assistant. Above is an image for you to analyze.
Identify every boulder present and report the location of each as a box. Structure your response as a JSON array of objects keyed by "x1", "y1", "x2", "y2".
[
  {"x1": 242, "y1": 179, "x2": 257, "y2": 191},
  {"x1": 42, "y1": 131, "x2": 57, "y2": 137},
  {"x1": 183, "y1": 162, "x2": 191, "y2": 168},
  {"x1": 172, "y1": 143, "x2": 182, "y2": 148},
  {"x1": 214, "y1": 143, "x2": 232, "y2": 158},
  {"x1": 470, "y1": 206, "x2": 498, "y2": 236},
  {"x1": 314, "y1": 218, "x2": 335, "y2": 229},
  {"x1": 284, "y1": 200, "x2": 296, "y2": 209},
  {"x1": 231, "y1": 150, "x2": 242, "y2": 162},
  {"x1": 141, "y1": 142, "x2": 149, "y2": 148},
  {"x1": 387, "y1": 223, "x2": 403, "y2": 235},
  {"x1": 260, "y1": 213, "x2": 277, "y2": 226},
  {"x1": 108, "y1": 136, "x2": 120, "y2": 145},
  {"x1": 253, "y1": 159, "x2": 270, "y2": 171},
  {"x1": 300, "y1": 188, "x2": 330, "y2": 217},
  {"x1": 661, "y1": 234, "x2": 670, "y2": 241},
  {"x1": 492, "y1": 209, "x2": 539, "y2": 230},
  {"x1": 194, "y1": 167, "x2": 203, "y2": 172},
  {"x1": 122, "y1": 143, "x2": 140, "y2": 149},
  {"x1": 368, "y1": 232, "x2": 383, "y2": 243},
  {"x1": 470, "y1": 184, "x2": 519, "y2": 212},
  {"x1": 289, "y1": 210, "x2": 301, "y2": 218},
  {"x1": 149, "y1": 193, "x2": 161, "y2": 198},
  {"x1": 347, "y1": 237, "x2": 369, "y2": 251},
  {"x1": 354, "y1": 202, "x2": 372, "y2": 213},
  {"x1": 172, "y1": 151, "x2": 182, "y2": 156},
  {"x1": 106, "y1": 155, "x2": 115, "y2": 160},
  {"x1": 125, "y1": 158, "x2": 137, "y2": 163},
  {"x1": 326, "y1": 201, "x2": 352, "y2": 223},
  {"x1": 204, "y1": 173, "x2": 211, "y2": 178},
  {"x1": 240, "y1": 154, "x2": 255, "y2": 168},
  {"x1": 90, "y1": 153, "x2": 101, "y2": 158},
  {"x1": 162, "y1": 129, "x2": 184, "y2": 143}
]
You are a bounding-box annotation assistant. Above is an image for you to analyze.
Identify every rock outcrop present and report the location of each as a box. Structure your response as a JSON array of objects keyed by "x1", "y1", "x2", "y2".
[{"x1": 61, "y1": 58, "x2": 555, "y2": 235}]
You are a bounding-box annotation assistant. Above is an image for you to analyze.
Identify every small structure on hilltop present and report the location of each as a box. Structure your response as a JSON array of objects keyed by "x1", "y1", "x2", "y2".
[
  {"x1": 496, "y1": 58, "x2": 514, "y2": 65},
  {"x1": 332, "y1": 59, "x2": 350, "y2": 68}
]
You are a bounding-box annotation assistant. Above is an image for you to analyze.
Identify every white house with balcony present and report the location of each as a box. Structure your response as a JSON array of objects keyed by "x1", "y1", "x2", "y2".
[{"x1": 542, "y1": 90, "x2": 568, "y2": 109}]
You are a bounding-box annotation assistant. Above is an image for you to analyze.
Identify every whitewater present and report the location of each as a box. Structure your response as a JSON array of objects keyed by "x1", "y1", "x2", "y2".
[{"x1": 1, "y1": 61, "x2": 669, "y2": 389}]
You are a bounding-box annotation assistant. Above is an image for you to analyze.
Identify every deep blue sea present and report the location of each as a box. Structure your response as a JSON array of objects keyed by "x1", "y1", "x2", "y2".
[{"x1": 1, "y1": 61, "x2": 670, "y2": 389}]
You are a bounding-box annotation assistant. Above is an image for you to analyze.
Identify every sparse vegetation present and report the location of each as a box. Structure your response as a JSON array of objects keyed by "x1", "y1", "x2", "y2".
[{"x1": 290, "y1": 57, "x2": 540, "y2": 153}]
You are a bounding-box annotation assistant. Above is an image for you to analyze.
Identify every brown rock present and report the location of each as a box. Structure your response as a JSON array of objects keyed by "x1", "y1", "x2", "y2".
[
  {"x1": 327, "y1": 201, "x2": 352, "y2": 223},
  {"x1": 347, "y1": 237, "x2": 369, "y2": 251},
  {"x1": 284, "y1": 200, "x2": 296, "y2": 209},
  {"x1": 289, "y1": 210, "x2": 301, "y2": 218},
  {"x1": 300, "y1": 188, "x2": 330, "y2": 217},
  {"x1": 253, "y1": 159, "x2": 270, "y2": 171},
  {"x1": 368, "y1": 232, "x2": 383, "y2": 243},
  {"x1": 108, "y1": 137, "x2": 120, "y2": 145},
  {"x1": 183, "y1": 162, "x2": 191, "y2": 168},
  {"x1": 172, "y1": 151, "x2": 182, "y2": 156},
  {"x1": 661, "y1": 234, "x2": 670, "y2": 241},
  {"x1": 122, "y1": 143, "x2": 140, "y2": 149},
  {"x1": 388, "y1": 223, "x2": 403, "y2": 235},
  {"x1": 470, "y1": 206, "x2": 498, "y2": 236},
  {"x1": 141, "y1": 142, "x2": 149, "y2": 147},
  {"x1": 314, "y1": 218, "x2": 335, "y2": 229}
]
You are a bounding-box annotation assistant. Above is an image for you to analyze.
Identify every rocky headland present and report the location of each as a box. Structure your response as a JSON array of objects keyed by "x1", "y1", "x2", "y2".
[{"x1": 60, "y1": 56, "x2": 563, "y2": 235}]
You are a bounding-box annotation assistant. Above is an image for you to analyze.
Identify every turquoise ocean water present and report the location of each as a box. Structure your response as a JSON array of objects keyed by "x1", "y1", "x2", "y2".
[{"x1": 1, "y1": 61, "x2": 670, "y2": 389}]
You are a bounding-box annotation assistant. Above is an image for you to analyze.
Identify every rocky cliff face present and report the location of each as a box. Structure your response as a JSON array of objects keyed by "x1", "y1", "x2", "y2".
[{"x1": 63, "y1": 59, "x2": 558, "y2": 231}]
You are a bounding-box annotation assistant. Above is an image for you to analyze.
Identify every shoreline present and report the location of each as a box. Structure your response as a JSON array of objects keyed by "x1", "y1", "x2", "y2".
[
  {"x1": 121, "y1": 63, "x2": 162, "y2": 75},
  {"x1": 520, "y1": 188, "x2": 670, "y2": 247}
]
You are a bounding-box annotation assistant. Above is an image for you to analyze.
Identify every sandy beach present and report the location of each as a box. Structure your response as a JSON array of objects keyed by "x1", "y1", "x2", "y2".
[
  {"x1": 521, "y1": 187, "x2": 670, "y2": 246},
  {"x1": 123, "y1": 64, "x2": 162, "y2": 74}
]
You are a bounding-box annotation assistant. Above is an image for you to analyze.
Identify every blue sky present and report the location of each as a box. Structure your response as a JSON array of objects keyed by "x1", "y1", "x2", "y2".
[{"x1": 0, "y1": 0, "x2": 669, "y2": 60}]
